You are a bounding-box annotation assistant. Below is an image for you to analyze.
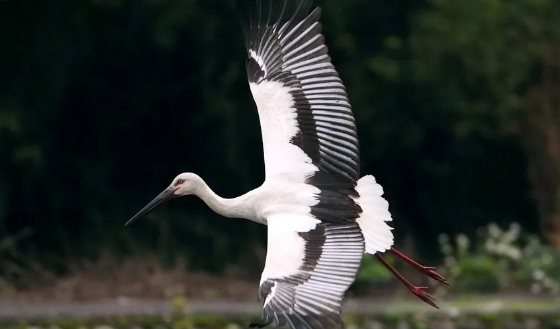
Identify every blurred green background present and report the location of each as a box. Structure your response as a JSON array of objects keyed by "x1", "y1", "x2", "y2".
[{"x1": 1, "y1": 0, "x2": 560, "y2": 327}]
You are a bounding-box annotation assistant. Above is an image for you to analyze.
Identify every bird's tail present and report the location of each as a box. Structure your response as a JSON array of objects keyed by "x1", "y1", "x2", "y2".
[{"x1": 353, "y1": 175, "x2": 394, "y2": 254}]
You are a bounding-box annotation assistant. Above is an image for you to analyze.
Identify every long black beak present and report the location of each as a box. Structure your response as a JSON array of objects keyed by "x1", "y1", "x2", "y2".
[{"x1": 125, "y1": 187, "x2": 176, "y2": 226}]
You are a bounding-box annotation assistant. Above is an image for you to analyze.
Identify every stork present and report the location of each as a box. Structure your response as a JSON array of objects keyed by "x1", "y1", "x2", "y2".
[{"x1": 125, "y1": 0, "x2": 448, "y2": 328}]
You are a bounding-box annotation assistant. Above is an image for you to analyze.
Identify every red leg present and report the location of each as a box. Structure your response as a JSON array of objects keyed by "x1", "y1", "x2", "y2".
[
  {"x1": 390, "y1": 247, "x2": 449, "y2": 285},
  {"x1": 375, "y1": 253, "x2": 439, "y2": 309}
]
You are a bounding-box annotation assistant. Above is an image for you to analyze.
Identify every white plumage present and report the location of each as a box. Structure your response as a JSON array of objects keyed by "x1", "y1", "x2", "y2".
[
  {"x1": 125, "y1": 1, "x2": 448, "y2": 328},
  {"x1": 260, "y1": 214, "x2": 320, "y2": 283},
  {"x1": 249, "y1": 80, "x2": 315, "y2": 180},
  {"x1": 354, "y1": 175, "x2": 394, "y2": 253}
]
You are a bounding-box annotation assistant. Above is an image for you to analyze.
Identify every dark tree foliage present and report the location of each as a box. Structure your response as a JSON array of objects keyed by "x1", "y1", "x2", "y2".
[{"x1": 0, "y1": 0, "x2": 543, "y2": 274}]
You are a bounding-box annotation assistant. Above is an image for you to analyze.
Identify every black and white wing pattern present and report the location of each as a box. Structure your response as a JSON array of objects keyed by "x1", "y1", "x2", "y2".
[
  {"x1": 251, "y1": 214, "x2": 365, "y2": 329},
  {"x1": 244, "y1": 0, "x2": 360, "y2": 185}
]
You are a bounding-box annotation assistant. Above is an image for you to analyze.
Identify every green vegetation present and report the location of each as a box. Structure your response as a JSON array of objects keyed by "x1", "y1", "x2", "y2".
[
  {"x1": 435, "y1": 223, "x2": 560, "y2": 295},
  {"x1": 354, "y1": 223, "x2": 560, "y2": 298},
  {"x1": 1, "y1": 304, "x2": 560, "y2": 329}
]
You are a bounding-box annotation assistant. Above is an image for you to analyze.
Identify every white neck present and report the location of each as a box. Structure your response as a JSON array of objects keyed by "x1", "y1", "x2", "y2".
[{"x1": 193, "y1": 180, "x2": 247, "y2": 219}]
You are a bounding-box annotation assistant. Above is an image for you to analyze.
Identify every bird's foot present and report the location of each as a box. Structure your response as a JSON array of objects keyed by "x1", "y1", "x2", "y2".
[
  {"x1": 409, "y1": 286, "x2": 439, "y2": 309},
  {"x1": 416, "y1": 265, "x2": 449, "y2": 285}
]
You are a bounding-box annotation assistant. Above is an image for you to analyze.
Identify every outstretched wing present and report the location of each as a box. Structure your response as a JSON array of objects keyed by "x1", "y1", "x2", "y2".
[
  {"x1": 244, "y1": 0, "x2": 360, "y2": 184},
  {"x1": 252, "y1": 214, "x2": 364, "y2": 329}
]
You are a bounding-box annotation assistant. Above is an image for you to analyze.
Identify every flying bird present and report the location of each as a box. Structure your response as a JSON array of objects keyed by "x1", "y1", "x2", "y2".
[{"x1": 125, "y1": 0, "x2": 448, "y2": 328}]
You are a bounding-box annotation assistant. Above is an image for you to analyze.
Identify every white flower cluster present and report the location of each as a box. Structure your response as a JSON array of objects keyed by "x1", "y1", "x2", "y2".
[{"x1": 483, "y1": 223, "x2": 522, "y2": 260}]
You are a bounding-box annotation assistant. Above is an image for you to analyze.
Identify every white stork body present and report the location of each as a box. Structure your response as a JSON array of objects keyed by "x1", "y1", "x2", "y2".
[
  {"x1": 156, "y1": 172, "x2": 391, "y2": 328},
  {"x1": 125, "y1": 1, "x2": 448, "y2": 328}
]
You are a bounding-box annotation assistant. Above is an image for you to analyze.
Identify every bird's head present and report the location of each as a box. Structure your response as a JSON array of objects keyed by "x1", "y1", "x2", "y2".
[
  {"x1": 125, "y1": 172, "x2": 202, "y2": 226},
  {"x1": 171, "y1": 172, "x2": 203, "y2": 196}
]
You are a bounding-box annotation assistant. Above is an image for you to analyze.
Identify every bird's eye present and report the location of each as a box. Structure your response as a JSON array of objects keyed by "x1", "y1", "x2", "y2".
[{"x1": 176, "y1": 179, "x2": 185, "y2": 185}]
